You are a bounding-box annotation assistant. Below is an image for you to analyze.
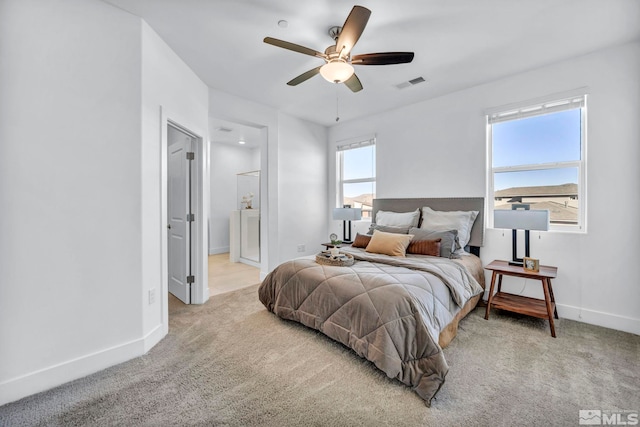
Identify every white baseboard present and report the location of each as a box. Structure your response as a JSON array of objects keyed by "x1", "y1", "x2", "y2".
[
  {"x1": 483, "y1": 292, "x2": 639, "y2": 336},
  {"x1": 208, "y1": 246, "x2": 229, "y2": 255},
  {"x1": 0, "y1": 328, "x2": 166, "y2": 406},
  {"x1": 238, "y1": 258, "x2": 260, "y2": 269},
  {"x1": 197, "y1": 285, "x2": 210, "y2": 305},
  {"x1": 557, "y1": 304, "x2": 640, "y2": 336},
  {"x1": 143, "y1": 324, "x2": 165, "y2": 353}
]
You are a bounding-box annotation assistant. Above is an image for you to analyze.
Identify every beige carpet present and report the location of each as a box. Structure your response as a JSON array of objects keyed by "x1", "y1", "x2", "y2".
[{"x1": 1, "y1": 284, "x2": 639, "y2": 426}]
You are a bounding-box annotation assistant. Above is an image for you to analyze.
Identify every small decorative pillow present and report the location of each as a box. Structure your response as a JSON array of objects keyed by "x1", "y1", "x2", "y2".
[
  {"x1": 351, "y1": 233, "x2": 372, "y2": 248},
  {"x1": 365, "y1": 230, "x2": 414, "y2": 257},
  {"x1": 375, "y1": 209, "x2": 420, "y2": 228},
  {"x1": 368, "y1": 224, "x2": 411, "y2": 234},
  {"x1": 407, "y1": 238, "x2": 442, "y2": 257},
  {"x1": 409, "y1": 227, "x2": 461, "y2": 259},
  {"x1": 420, "y1": 207, "x2": 479, "y2": 249}
]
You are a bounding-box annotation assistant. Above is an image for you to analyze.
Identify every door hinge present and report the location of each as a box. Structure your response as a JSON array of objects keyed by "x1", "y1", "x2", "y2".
[
  {"x1": 187, "y1": 275, "x2": 195, "y2": 284},
  {"x1": 187, "y1": 213, "x2": 195, "y2": 222},
  {"x1": 186, "y1": 152, "x2": 195, "y2": 160}
]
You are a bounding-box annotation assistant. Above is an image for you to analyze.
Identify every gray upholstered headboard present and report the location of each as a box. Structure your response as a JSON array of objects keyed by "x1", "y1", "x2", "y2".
[{"x1": 372, "y1": 197, "x2": 485, "y2": 254}]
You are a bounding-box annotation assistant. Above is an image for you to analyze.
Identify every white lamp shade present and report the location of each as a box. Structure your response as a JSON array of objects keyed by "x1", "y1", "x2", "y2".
[
  {"x1": 333, "y1": 208, "x2": 362, "y2": 221},
  {"x1": 320, "y1": 61, "x2": 354, "y2": 83},
  {"x1": 494, "y1": 209, "x2": 549, "y2": 231}
]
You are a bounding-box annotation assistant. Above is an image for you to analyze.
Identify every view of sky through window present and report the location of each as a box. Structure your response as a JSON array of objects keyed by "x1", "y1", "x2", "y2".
[
  {"x1": 343, "y1": 145, "x2": 375, "y2": 182},
  {"x1": 343, "y1": 145, "x2": 375, "y2": 198},
  {"x1": 493, "y1": 109, "x2": 581, "y2": 190}
]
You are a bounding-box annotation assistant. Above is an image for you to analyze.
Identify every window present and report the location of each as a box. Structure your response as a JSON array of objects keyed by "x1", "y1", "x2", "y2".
[
  {"x1": 488, "y1": 94, "x2": 586, "y2": 231},
  {"x1": 337, "y1": 137, "x2": 376, "y2": 219}
]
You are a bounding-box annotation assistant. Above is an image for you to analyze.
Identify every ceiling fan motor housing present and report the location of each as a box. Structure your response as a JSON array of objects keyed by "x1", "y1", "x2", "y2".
[{"x1": 324, "y1": 45, "x2": 343, "y2": 60}]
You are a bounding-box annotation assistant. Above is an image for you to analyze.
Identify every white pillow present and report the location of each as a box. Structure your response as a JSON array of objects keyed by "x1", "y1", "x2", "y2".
[
  {"x1": 420, "y1": 207, "x2": 479, "y2": 249},
  {"x1": 375, "y1": 209, "x2": 420, "y2": 228}
]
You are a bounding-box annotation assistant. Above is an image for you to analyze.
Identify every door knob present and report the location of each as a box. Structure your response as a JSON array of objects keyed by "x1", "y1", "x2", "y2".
[{"x1": 167, "y1": 224, "x2": 172, "y2": 229}]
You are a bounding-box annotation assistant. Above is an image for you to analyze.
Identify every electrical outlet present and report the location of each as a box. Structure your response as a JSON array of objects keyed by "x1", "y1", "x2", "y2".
[
  {"x1": 148, "y1": 288, "x2": 156, "y2": 305},
  {"x1": 297, "y1": 244, "x2": 305, "y2": 253}
]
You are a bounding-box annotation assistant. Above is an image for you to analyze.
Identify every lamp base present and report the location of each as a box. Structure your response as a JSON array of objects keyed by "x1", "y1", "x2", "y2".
[
  {"x1": 510, "y1": 228, "x2": 530, "y2": 268},
  {"x1": 342, "y1": 220, "x2": 353, "y2": 244}
]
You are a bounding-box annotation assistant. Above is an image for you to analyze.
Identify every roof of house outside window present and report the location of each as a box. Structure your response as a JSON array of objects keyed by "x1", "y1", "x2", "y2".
[{"x1": 495, "y1": 183, "x2": 577, "y2": 198}]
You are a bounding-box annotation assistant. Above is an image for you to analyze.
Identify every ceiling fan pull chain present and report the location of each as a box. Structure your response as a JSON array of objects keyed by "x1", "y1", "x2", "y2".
[{"x1": 335, "y1": 84, "x2": 340, "y2": 122}]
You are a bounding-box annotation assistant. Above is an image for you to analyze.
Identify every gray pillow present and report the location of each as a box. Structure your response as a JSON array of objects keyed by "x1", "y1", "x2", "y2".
[
  {"x1": 409, "y1": 227, "x2": 460, "y2": 259},
  {"x1": 368, "y1": 224, "x2": 411, "y2": 234}
]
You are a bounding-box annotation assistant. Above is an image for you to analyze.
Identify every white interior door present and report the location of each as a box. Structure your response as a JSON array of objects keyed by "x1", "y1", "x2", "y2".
[{"x1": 167, "y1": 125, "x2": 194, "y2": 304}]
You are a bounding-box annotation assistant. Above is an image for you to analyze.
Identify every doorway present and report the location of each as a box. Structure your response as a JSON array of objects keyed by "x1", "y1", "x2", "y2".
[{"x1": 209, "y1": 118, "x2": 263, "y2": 295}]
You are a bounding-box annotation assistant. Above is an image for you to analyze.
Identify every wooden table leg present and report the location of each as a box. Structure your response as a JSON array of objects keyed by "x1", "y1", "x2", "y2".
[
  {"x1": 485, "y1": 271, "x2": 498, "y2": 320},
  {"x1": 497, "y1": 274, "x2": 503, "y2": 293},
  {"x1": 541, "y1": 278, "x2": 556, "y2": 337},
  {"x1": 547, "y1": 278, "x2": 558, "y2": 319}
]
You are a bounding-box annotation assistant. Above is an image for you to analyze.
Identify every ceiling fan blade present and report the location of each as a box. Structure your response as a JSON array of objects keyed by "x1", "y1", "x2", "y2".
[
  {"x1": 264, "y1": 37, "x2": 325, "y2": 58},
  {"x1": 336, "y1": 6, "x2": 371, "y2": 57},
  {"x1": 351, "y1": 52, "x2": 415, "y2": 65},
  {"x1": 344, "y1": 74, "x2": 363, "y2": 93},
  {"x1": 287, "y1": 66, "x2": 322, "y2": 86}
]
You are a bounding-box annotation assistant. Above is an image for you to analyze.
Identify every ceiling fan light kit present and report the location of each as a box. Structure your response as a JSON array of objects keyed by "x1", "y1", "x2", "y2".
[
  {"x1": 320, "y1": 60, "x2": 354, "y2": 83},
  {"x1": 263, "y1": 5, "x2": 414, "y2": 92}
]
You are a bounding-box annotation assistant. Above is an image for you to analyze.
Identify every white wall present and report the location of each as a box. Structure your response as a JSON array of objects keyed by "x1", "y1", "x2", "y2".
[
  {"x1": 0, "y1": 0, "x2": 143, "y2": 405},
  {"x1": 209, "y1": 143, "x2": 259, "y2": 254},
  {"x1": 251, "y1": 147, "x2": 261, "y2": 172},
  {"x1": 277, "y1": 113, "x2": 329, "y2": 261},
  {"x1": 141, "y1": 22, "x2": 210, "y2": 330},
  {"x1": 329, "y1": 41, "x2": 640, "y2": 335},
  {"x1": 0, "y1": 0, "x2": 211, "y2": 405}
]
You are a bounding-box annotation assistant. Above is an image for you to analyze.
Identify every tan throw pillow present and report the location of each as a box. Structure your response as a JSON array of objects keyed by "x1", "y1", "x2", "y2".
[
  {"x1": 351, "y1": 233, "x2": 372, "y2": 248},
  {"x1": 365, "y1": 230, "x2": 414, "y2": 257},
  {"x1": 407, "y1": 238, "x2": 442, "y2": 257}
]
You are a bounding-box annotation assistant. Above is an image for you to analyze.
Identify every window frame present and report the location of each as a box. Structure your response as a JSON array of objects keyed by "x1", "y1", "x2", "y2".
[
  {"x1": 336, "y1": 136, "x2": 376, "y2": 219},
  {"x1": 487, "y1": 93, "x2": 587, "y2": 233}
]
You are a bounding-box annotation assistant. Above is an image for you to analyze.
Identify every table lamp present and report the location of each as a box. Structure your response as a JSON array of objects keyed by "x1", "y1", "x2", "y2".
[
  {"x1": 494, "y1": 206, "x2": 549, "y2": 266},
  {"x1": 332, "y1": 207, "x2": 362, "y2": 243}
]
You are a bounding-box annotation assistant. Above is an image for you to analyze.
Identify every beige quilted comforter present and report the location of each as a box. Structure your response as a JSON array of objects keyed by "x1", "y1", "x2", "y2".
[{"x1": 258, "y1": 248, "x2": 483, "y2": 405}]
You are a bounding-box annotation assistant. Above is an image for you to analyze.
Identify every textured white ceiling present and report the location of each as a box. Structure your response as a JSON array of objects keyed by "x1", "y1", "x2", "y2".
[{"x1": 104, "y1": 0, "x2": 640, "y2": 127}]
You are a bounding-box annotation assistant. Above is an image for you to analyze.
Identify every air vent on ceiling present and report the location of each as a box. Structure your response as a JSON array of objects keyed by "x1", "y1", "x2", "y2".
[
  {"x1": 214, "y1": 126, "x2": 233, "y2": 133},
  {"x1": 395, "y1": 76, "x2": 426, "y2": 89}
]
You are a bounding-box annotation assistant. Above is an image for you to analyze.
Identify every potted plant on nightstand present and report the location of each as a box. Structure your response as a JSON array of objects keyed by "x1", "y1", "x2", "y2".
[{"x1": 329, "y1": 233, "x2": 342, "y2": 257}]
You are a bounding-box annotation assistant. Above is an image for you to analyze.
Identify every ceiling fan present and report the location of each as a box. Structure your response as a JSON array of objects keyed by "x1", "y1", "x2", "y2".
[{"x1": 264, "y1": 5, "x2": 414, "y2": 93}]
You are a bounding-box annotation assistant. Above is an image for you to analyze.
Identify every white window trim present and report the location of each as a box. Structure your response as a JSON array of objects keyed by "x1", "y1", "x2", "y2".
[
  {"x1": 486, "y1": 93, "x2": 587, "y2": 233},
  {"x1": 485, "y1": 87, "x2": 589, "y2": 118}
]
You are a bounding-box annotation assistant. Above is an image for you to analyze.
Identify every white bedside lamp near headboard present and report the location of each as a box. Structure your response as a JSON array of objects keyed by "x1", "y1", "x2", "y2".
[
  {"x1": 494, "y1": 208, "x2": 549, "y2": 266},
  {"x1": 332, "y1": 207, "x2": 362, "y2": 243}
]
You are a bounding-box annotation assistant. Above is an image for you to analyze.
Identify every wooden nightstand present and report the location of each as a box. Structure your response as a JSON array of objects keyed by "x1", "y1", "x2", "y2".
[{"x1": 484, "y1": 260, "x2": 559, "y2": 337}]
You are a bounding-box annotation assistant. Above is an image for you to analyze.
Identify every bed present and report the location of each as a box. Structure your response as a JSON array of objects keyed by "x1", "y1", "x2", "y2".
[{"x1": 258, "y1": 198, "x2": 485, "y2": 405}]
